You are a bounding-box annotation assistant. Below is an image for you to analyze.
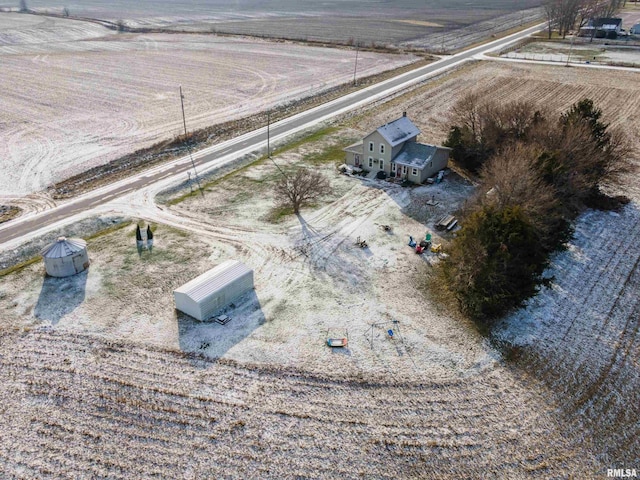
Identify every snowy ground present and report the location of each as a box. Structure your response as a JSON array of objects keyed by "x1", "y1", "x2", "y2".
[
  {"x1": 0, "y1": 150, "x2": 484, "y2": 383},
  {"x1": 494, "y1": 205, "x2": 640, "y2": 463},
  {"x1": 503, "y1": 39, "x2": 640, "y2": 66},
  {"x1": 0, "y1": 13, "x2": 415, "y2": 196},
  {"x1": 0, "y1": 141, "x2": 600, "y2": 476},
  {"x1": 12, "y1": 1, "x2": 542, "y2": 48},
  {"x1": 1, "y1": 59, "x2": 639, "y2": 474}
]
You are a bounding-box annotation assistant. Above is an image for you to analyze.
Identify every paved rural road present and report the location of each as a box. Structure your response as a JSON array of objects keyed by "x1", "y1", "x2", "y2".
[{"x1": 0, "y1": 23, "x2": 544, "y2": 247}]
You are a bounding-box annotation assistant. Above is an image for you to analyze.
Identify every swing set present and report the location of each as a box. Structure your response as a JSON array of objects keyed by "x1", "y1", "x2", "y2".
[{"x1": 365, "y1": 319, "x2": 403, "y2": 349}]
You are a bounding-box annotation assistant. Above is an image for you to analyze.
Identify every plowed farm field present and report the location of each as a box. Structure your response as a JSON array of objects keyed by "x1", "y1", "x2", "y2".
[
  {"x1": 0, "y1": 13, "x2": 415, "y2": 196},
  {"x1": 347, "y1": 60, "x2": 640, "y2": 197},
  {"x1": 1, "y1": 57, "x2": 639, "y2": 476},
  {"x1": 349, "y1": 60, "x2": 640, "y2": 465},
  {"x1": 0, "y1": 330, "x2": 598, "y2": 479}
]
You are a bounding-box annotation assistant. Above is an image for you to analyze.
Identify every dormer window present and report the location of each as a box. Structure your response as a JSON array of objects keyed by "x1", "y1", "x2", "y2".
[
  {"x1": 369, "y1": 142, "x2": 374, "y2": 152},
  {"x1": 380, "y1": 144, "x2": 385, "y2": 154}
]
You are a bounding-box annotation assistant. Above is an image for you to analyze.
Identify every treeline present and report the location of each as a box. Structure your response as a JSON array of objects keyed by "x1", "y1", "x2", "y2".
[
  {"x1": 542, "y1": 0, "x2": 626, "y2": 38},
  {"x1": 439, "y1": 96, "x2": 631, "y2": 322}
]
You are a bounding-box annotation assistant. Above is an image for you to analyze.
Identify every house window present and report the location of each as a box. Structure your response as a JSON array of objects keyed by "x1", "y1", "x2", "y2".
[
  {"x1": 379, "y1": 159, "x2": 384, "y2": 170},
  {"x1": 391, "y1": 162, "x2": 396, "y2": 173},
  {"x1": 369, "y1": 142, "x2": 374, "y2": 152},
  {"x1": 412, "y1": 168, "x2": 418, "y2": 176},
  {"x1": 368, "y1": 157, "x2": 373, "y2": 168},
  {"x1": 402, "y1": 165, "x2": 407, "y2": 175},
  {"x1": 380, "y1": 144, "x2": 385, "y2": 154}
]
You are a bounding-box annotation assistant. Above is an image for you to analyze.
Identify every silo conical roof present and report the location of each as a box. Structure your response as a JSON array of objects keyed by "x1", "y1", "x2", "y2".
[{"x1": 40, "y1": 236, "x2": 87, "y2": 259}]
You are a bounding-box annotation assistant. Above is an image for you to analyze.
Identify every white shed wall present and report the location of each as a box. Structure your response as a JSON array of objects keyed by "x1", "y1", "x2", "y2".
[{"x1": 174, "y1": 262, "x2": 254, "y2": 321}]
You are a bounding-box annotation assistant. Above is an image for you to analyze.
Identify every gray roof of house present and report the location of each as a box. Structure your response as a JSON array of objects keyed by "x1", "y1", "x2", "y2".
[
  {"x1": 393, "y1": 142, "x2": 445, "y2": 169},
  {"x1": 40, "y1": 237, "x2": 87, "y2": 258},
  {"x1": 343, "y1": 141, "x2": 363, "y2": 154},
  {"x1": 376, "y1": 116, "x2": 421, "y2": 147},
  {"x1": 591, "y1": 17, "x2": 622, "y2": 28}
]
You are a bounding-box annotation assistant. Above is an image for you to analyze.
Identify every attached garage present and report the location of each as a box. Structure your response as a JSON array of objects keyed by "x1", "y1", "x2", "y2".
[{"x1": 173, "y1": 260, "x2": 254, "y2": 321}]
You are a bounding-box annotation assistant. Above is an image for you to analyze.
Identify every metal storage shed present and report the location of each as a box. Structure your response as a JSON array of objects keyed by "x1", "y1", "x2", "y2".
[
  {"x1": 173, "y1": 260, "x2": 254, "y2": 321},
  {"x1": 41, "y1": 236, "x2": 90, "y2": 277}
]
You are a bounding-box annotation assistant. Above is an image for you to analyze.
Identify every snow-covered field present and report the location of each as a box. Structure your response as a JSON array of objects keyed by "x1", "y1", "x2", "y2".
[
  {"x1": 0, "y1": 151, "x2": 483, "y2": 382},
  {"x1": 0, "y1": 328, "x2": 597, "y2": 478},
  {"x1": 503, "y1": 40, "x2": 640, "y2": 66},
  {"x1": 0, "y1": 59, "x2": 639, "y2": 474},
  {"x1": 495, "y1": 206, "x2": 640, "y2": 463},
  {"x1": 0, "y1": 13, "x2": 415, "y2": 196},
  {"x1": 0, "y1": 152, "x2": 599, "y2": 476},
  {"x1": 18, "y1": 0, "x2": 541, "y2": 39}
]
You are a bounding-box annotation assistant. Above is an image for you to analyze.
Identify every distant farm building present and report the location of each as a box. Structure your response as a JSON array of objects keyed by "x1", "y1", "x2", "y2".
[
  {"x1": 173, "y1": 260, "x2": 254, "y2": 321},
  {"x1": 41, "y1": 236, "x2": 90, "y2": 277},
  {"x1": 579, "y1": 18, "x2": 622, "y2": 38},
  {"x1": 343, "y1": 113, "x2": 450, "y2": 184}
]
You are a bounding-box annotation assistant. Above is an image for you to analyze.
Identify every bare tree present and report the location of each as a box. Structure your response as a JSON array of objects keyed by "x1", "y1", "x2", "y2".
[
  {"x1": 274, "y1": 168, "x2": 332, "y2": 214},
  {"x1": 445, "y1": 94, "x2": 545, "y2": 172},
  {"x1": 576, "y1": 0, "x2": 604, "y2": 30},
  {"x1": 479, "y1": 143, "x2": 569, "y2": 252},
  {"x1": 19, "y1": 0, "x2": 28, "y2": 12},
  {"x1": 62, "y1": 7, "x2": 69, "y2": 17},
  {"x1": 600, "y1": 0, "x2": 625, "y2": 17},
  {"x1": 543, "y1": 0, "x2": 585, "y2": 38},
  {"x1": 543, "y1": 0, "x2": 561, "y2": 38},
  {"x1": 448, "y1": 92, "x2": 484, "y2": 142}
]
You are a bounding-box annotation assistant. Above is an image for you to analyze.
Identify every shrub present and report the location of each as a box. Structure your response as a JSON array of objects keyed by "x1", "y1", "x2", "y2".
[{"x1": 441, "y1": 205, "x2": 548, "y2": 321}]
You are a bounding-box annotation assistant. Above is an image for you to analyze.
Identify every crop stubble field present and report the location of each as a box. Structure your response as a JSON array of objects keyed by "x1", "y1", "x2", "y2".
[
  {"x1": 0, "y1": 173, "x2": 599, "y2": 478},
  {"x1": 1, "y1": 41, "x2": 640, "y2": 479},
  {"x1": 0, "y1": 13, "x2": 415, "y2": 196},
  {"x1": 18, "y1": 0, "x2": 543, "y2": 51}
]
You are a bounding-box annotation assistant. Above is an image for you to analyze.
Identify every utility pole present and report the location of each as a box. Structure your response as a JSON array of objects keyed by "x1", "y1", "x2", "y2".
[
  {"x1": 179, "y1": 85, "x2": 202, "y2": 193},
  {"x1": 179, "y1": 85, "x2": 188, "y2": 138},
  {"x1": 566, "y1": 33, "x2": 575, "y2": 66},
  {"x1": 353, "y1": 42, "x2": 359, "y2": 86},
  {"x1": 265, "y1": 110, "x2": 289, "y2": 181}
]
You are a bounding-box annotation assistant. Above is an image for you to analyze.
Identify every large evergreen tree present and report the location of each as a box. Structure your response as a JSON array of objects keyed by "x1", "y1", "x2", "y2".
[{"x1": 442, "y1": 205, "x2": 548, "y2": 321}]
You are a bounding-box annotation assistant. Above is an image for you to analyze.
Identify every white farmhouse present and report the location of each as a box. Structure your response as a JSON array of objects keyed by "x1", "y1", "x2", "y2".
[
  {"x1": 343, "y1": 113, "x2": 450, "y2": 184},
  {"x1": 173, "y1": 260, "x2": 254, "y2": 321}
]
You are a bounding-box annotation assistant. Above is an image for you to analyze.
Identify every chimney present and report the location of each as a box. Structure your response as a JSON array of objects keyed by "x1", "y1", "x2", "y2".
[{"x1": 402, "y1": 111, "x2": 407, "y2": 117}]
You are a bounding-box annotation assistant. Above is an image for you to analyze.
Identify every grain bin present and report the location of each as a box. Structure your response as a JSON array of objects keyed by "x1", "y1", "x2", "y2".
[{"x1": 41, "y1": 237, "x2": 90, "y2": 277}]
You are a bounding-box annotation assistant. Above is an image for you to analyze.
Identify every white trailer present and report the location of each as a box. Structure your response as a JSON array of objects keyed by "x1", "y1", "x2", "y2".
[{"x1": 173, "y1": 260, "x2": 254, "y2": 321}]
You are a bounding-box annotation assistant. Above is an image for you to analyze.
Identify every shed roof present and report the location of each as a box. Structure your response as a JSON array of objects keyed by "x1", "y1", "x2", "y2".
[
  {"x1": 174, "y1": 260, "x2": 252, "y2": 303},
  {"x1": 40, "y1": 237, "x2": 87, "y2": 259},
  {"x1": 376, "y1": 116, "x2": 421, "y2": 147},
  {"x1": 393, "y1": 142, "x2": 448, "y2": 169},
  {"x1": 590, "y1": 17, "x2": 622, "y2": 28}
]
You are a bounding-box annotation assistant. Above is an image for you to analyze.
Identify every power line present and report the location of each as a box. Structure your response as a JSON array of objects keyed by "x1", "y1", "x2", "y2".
[
  {"x1": 179, "y1": 85, "x2": 203, "y2": 195},
  {"x1": 353, "y1": 41, "x2": 359, "y2": 86}
]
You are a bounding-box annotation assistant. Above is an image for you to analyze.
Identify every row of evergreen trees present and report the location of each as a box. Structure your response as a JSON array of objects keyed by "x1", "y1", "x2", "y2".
[{"x1": 439, "y1": 98, "x2": 630, "y2": 322}]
